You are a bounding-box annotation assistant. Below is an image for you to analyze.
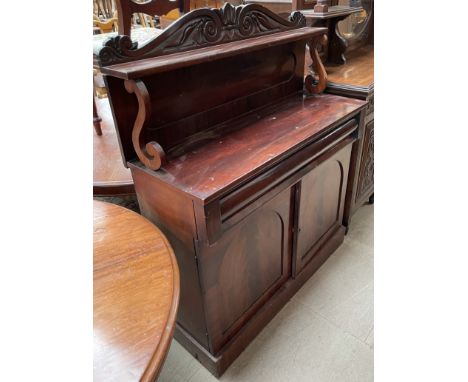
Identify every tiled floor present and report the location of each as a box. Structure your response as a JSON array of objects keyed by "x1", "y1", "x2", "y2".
[{"x1": 159, "y1": 204, "x2": 374, "y2": 382}]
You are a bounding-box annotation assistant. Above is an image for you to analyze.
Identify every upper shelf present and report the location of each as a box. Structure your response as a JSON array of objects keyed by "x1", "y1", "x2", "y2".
[{"x1": 101, "y1": 27, "x2": 327, "y2": 79}]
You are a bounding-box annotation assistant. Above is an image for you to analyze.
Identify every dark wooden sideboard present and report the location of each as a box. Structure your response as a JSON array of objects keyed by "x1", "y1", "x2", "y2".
[
  {"x1": 324, "y1": 24, "x2": 373, "y2": 227},
  {"x1": 98, "y1": 4, "x2": 367, "y2": 376}
]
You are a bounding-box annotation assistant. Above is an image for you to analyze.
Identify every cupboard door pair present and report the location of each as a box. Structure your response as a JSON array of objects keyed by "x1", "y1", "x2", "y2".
[
  {"x1": 198, "y1": 137, "x2": 354, "y2": 351},
  {"x1": 294, "y1": 140, "x2": 354, "y2": 274}
]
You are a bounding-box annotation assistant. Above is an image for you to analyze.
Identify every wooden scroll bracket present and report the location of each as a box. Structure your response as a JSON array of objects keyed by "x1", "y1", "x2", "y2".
[
  {"x1": 124, "y1": 79, "x2": 167, "y2": 171},
  {"x1": 305, "y1": 34, "x2": 328, "y2": 95}
]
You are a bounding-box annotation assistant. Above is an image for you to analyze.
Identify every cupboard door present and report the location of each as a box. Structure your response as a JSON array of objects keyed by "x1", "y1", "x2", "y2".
[
  {"x1": 200, "y1": 186, "x2": 293, "y2": 353},
  {"x1": 294, "y1": 141, "x2": 353, "y2": 274}
]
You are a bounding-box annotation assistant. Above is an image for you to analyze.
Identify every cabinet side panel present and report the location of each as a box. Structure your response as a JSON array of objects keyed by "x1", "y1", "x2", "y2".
[
  {"x1": 355, "y1": 120, "x2": 374, "y2": 203},
  {"x1": 130, "y1": 164, "x2": 210, "y2": 350}
]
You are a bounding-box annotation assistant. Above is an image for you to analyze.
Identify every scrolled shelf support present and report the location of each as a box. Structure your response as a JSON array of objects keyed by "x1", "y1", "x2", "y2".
[
  {"x1": 305, "y1": 34, "x2": 328, "y2": 95},
  {"x1": 124, "y1": 79, "x2": 167, "y2": 171}
]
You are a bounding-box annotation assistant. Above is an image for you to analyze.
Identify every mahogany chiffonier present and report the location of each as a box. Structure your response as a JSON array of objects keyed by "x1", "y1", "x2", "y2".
[{"x1": 97, "y1": 4, "x2": 367, "y2": 376}]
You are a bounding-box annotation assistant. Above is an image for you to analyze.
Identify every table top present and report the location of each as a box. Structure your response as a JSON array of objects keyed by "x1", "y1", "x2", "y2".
[
  {"x1": 302, "y1": 5, "x2": 363, "y2": 19},
  {"x1": 93, "y1": 200, "x2": 180, "y2": 382},
  {"x1": 326, "y1": 45, "x2": 374, "y2": 88},
  {"x1": 93, "y1": 97, "x2": 135, "y2": 196}
]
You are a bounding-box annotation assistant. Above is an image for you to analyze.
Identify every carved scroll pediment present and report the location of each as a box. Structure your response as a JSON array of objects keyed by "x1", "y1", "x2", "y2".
[
  {"x1": 98, "y1": 3, "x2": 306, "y2": 66},
  {"x1": 98, "y1": 35, "x2": 139, "y2": 65}
]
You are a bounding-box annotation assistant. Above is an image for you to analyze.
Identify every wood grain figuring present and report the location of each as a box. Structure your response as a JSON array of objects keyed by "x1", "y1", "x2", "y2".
[
  {"x1": 295, "y1": 138, "x2": 352, "y2": 273},
  {"x1": 93, "y1": 97, "x2": 134, "y2": 196},
  {"x1": 93, "y1": 201, "x2": 180, "y2": 382},
  {"x1": 326, "y1": 45, "x2": 373, "y2": 87},
  {"x1": 130, "y1": 171, "x2": 212, "y2": 349},
  {"x1": 136, "y1": 94, "x2": 365, "y2": 203},
  {"x1": 200, "y1": 187, "x2": 293, "y2": 351}
]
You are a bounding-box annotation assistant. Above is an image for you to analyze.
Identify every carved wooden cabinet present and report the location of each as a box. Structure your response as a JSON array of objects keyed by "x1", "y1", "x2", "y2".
[
  {"x1": 324, "y1": 45, "x2": 374, "y2": 227},
  {"x1": 98, "y1": 4, "x2": 367, "y2": 376}
]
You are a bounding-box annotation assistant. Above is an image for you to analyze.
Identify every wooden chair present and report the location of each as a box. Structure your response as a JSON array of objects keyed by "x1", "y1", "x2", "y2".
[
  {"x1": 94, "y1": 0, "x2": 116, "y2": 19},
  {"x1": 190, "y1": 0, "x2": 224, "y2": 9},
  {"x1": 136, "y1": 12, "x2": 156, "y2": 28},
  {"x1": 93, "y1": 12, "x2": 118, "y2": 34},
  {"x1": 115, "y1": 0, "x2": 190, "y2": 36},
  {"x1": 93, "y1": 0, "x2": 190, "y2": 101},
  {"x1": 159, "y1": 9, "x2": 181, "y2": 29}
]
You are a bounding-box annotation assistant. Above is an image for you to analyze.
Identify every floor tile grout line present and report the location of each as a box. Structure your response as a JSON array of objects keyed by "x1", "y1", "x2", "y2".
[
  {"x1": 291, "y1": 298, "x2": 373, "y2": 349},
  {"x1": 345, "y1": 236, "x2": 374, "y2": 252},
  {"x1": 314, "y1": 309, "x2": 374, "y2": 349},
  {"x1": 293, "y1": 278, "x2": 373, "y2": 316},
  {"x1": 364, "y1": 324, "x2": 374, "y2": 344}
]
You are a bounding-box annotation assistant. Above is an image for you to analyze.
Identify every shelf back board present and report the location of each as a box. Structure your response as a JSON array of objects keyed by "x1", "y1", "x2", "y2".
[{"x1": 98, "y1": 4, "x2": 327, "y2": 167}]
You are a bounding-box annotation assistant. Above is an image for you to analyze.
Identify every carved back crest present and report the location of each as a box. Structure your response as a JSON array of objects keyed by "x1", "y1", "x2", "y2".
[{"x1": 98, "y1": 3, "x2": 306, "y2": 66}]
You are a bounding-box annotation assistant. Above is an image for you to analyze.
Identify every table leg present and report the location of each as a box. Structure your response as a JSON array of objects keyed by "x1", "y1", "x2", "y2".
[{"x1": 93, "y1": 96, "x2": 103, "y2": 136}]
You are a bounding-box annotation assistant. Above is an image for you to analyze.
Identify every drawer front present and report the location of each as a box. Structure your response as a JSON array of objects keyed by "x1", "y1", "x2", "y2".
[
  {"x1": 219, "y1": 118, "x2": 359, "y2": 228},
  {"x1": 199, "y1": 186, "x2": 293, "y2": 353},
  {"x1": 294, "y1": 138, "x2": 354, "y2": 274}
]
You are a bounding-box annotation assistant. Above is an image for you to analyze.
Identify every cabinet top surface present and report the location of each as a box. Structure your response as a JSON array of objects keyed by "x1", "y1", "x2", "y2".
[
  {"x1": 134, "y1": 94, "x2": 366, "y2": 203},
  {"x1": 326, "y1": 45, "x2": 374, "y2": 88},
  {"x1": 93, "y1": 201, "x2": 179, "y2": 381}
]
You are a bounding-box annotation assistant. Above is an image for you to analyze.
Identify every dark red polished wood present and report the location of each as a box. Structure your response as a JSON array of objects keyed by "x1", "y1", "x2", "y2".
[
  {"x1": 302, "y1": 5, "x2": 363, "y2": 65},
  {"x1": 132, "y1": 93, "x2": 363, "y2": 204},
  {"x1": 93, "y1": 200, "x2": 180, "y2": 381},
  {"x1": 98, "y1": 4, "x2": 367, "y2": 377}
]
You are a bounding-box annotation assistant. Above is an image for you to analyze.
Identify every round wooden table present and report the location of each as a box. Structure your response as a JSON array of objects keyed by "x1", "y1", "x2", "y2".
[
  {"x1": 93, "y1": 97, "x2": 135, "y2": 196},
  {"x1": 93, "y1": 200, "x2": 180, "y2": 382}
]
